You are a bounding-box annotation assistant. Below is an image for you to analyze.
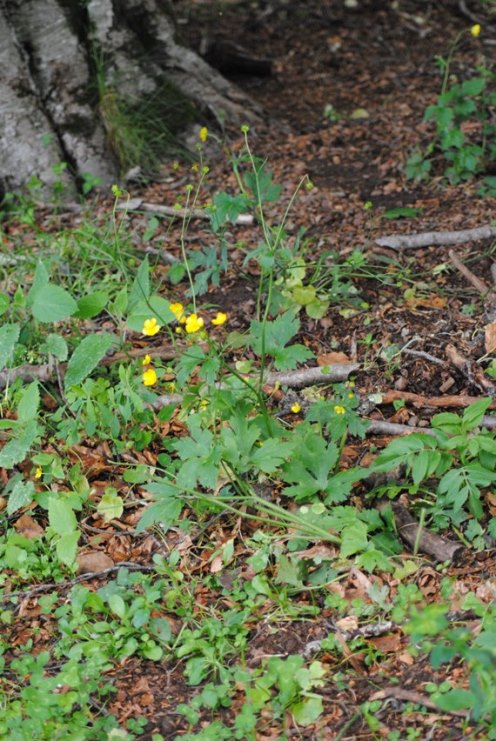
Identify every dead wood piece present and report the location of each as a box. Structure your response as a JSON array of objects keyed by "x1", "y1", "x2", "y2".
[
  {"x1": 0, "y1": 347, "x2": 178, "y2": 391},
  {"x1": 402, "y1": 348, "x2": 445, "y2": 366},
  {"x1": 303, "y1": 621, "x2": 396, "y2": 659},
  {"x1": 445, "y1": 343, "x2": 496, "y2": 394},
  {"x1": 375, "y1": 224, "x2": 496, "y2": 251},
  {"x1": 118, "y1": 198, "x2": 253, "y2": 225},
  {"x1": 265, "y1": 363, "x2": 359, "y2": 388},
  {"x1": 391, "y1": 502, "x2": 465, "y2": 564},
  {"x1": 449, "y1": 249, "x2": 493, "y2": 296},
  {"x1": 369, "y1": 687, "x2": 469, "y2": 718},
  {"x1": 378, "y1": 389, "x2": 496, "y2": 410},
  {"x1": 366, "y1": 419, "x2": 433, "y2": 436}
]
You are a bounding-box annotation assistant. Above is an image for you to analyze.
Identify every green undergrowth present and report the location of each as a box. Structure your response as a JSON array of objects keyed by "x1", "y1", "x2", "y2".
[{"x1": 1, "y1": 128, "x2": 496, "y2": 738}]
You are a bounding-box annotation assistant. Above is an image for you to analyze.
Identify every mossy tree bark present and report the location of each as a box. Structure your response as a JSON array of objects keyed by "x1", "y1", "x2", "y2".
[{"x1": 0, "y1": 0, "x2": 260, "y2": 199}]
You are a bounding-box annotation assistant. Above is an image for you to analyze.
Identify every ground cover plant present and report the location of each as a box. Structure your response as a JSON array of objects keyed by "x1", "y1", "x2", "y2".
[{"x1": 2, "y1": 1, "x2": 496, "y2": 738}]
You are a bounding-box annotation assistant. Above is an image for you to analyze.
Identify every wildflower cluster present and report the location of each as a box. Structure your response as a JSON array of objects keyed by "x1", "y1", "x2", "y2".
[{"x1": 140, "y1": 303, "x2": 227, "y2": 386}]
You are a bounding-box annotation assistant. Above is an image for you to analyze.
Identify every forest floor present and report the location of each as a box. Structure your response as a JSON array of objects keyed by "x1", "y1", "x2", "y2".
[{"x1": 3, "y1": 0, "x2": 496, "y2": 739}]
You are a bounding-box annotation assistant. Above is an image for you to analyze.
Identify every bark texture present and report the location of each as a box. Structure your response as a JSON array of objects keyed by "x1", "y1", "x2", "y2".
[{"x1": 0, "y1": 0, "x2": 259, "y2": 198}]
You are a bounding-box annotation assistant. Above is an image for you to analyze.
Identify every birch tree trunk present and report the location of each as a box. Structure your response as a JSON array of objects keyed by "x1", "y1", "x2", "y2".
[{"x1": 0, "y1": 0, "x2": 260, "y2": 199}]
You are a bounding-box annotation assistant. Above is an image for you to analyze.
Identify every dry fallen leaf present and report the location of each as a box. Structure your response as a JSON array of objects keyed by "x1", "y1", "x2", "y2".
[
  {"x1": 76, "y1": 551, "x2": 115, "y2": 574},
  {"x1": 14, "y1": 514, "x2": 44, "y2": 539},
  {"x1": 485, "y1": 322, "x2": 496, "y2": 354}
]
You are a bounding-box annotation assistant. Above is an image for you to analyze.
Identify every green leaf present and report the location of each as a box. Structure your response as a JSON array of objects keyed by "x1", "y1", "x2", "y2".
[
  {"x1": 17, "y1": 381, "x2": 40, "y2": 424},
  {"x1": 137, "y1": 484, "x2": 183, "y2": 533},
  {"x1": 26, "y1": 261, "x2": 49, "y2": 306},
  {"x1": 31, "y1": 284, "x2": 77, "y2": 322},
  {"x1": 64, "y1": 333, "x2": 115, "y2": 389},
  {"x1": 0, "y1": 323, "x2": 20, "y2": 371},
  {"x1": 56, "y1": 531, "x2": 79, "y2": 566},
  {"x1": 433, "y1": 688, "x2": 474, "y2": 712},
  {"x1": 0, "y1": 420, "x2": 39, "y2": 468},
  {"x1": 48, "y1": 497, "x2": 78, "y2": 536},
  {"x1": 291, "y1": 695, "x2": 324, "y2": 726},
  {"x1": 40, "y1": 333, "x2": 68, "y2": 361},
  {"x1": 97, "y1": 490, "x2": 124, "y2": 523},
  {"x1": 383, "y1": 206, "x2": 422, "y2": 220},
  {"x1": 108, "y1": 594, "x2": 126, "y2": 619},
  {"x1": 129, "y1": 257, "x2": 150, "y2": 311},
  {"x1": 7, "y1": 479, "x2": 35, "y2": 516},
  {"x1": 251, "y1": 438, "x2": 294, "y2": 473},
  {"x1": 126, "y1": 295, "x2": 174, "y2": 333},
  {"x1": 340, "y1": 521, "x2": 368, "y2": 558},
  {"x1": 75, "y1": 291, "x2": 108, "y2": 319},
  {"x1": 460, "y1": 77, "x2": 485, "y2": 97},
  {"x1": 0, "y1": 292, "x2": 10, "y2": 316},
  {"x1": 462, "y1": 398, "x2": 492, "y2": 430}
]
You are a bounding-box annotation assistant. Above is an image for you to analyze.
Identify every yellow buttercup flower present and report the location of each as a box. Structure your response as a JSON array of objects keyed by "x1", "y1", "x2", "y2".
[
  {"x1": 334, "y1": 405, "x2": 346, "y2": 415},
  {"x1": 199, "y1": 126, "x2": 208, "y2": 142},
  {"x1": 211, "y1": 312, "x2": 227, "y2": 326},
  {"x1": 142, "y1": 354, "x2": 152, "y2": 366},
  {"x1": 169, "y1": 302, "x2": 184, "y2": 321},
  {"x1": 34, "y1": 466, "x2": 43, "y2": 479},
  {"x1": 291, "y1": 402, "x2": 302, "y2": 414},
  {"x1": 142, "y1": 317, "x2": 161, "y2": 336},
  {"x1": 142, "y1": 368, "x2": 158, "y2": 386},
  {"x1": 348, "y1": 393, "x2": 354, "y2": 399},
  {"x1": 185, "y1": 314, "x2": 204, "y2": 334},
  {"x1": 471, "y1": 24, "x2": 481, "y2": 37}
]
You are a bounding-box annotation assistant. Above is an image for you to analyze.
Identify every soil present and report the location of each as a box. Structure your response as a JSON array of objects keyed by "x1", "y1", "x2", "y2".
[{"x1": 4, "y1": 0, "x2": 496, "y2": 738}]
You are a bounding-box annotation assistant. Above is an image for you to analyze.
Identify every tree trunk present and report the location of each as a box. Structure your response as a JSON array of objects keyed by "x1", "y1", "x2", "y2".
[{"x1": 0, "y1": 0, "x2": 261, "y2": 199}]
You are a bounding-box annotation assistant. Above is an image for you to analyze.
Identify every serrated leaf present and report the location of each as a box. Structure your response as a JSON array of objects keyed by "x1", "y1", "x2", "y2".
[
  {"x1": 7, "y1": 480, "x2": 35, "y2": 515},
  {"x1": 340, "y1": 521, "x2": 368, "y2": 558},
  {"x1": 75, "y1": 291, "x2": 108, "y2": 319},
  {"x1": 48, "y1": 497, "x2": 77, "y2": 536},
  {"x1": 64, "y1": 333, "x2": 114, "y2": 389},
  {"x1": 0, "y1": 323, "x2": 20, "y2": 371},
  {"x1": 97, "y1": 490, "x2": 124, "y2": 523},
  {"x1": 291, "y1": 695, "x2": 324, "y2": 727},
  {"x1": 126, "y1": 295, "x2": 174, "y2": 332},
  {"x1": 26, "y1": 261, "x2": 49, "y2": 306},
  {"x1": 41, "y1": 333, "x2": 68, "y2": 361},
  {"x1": 137, "y1": 495, "x2": 183, "y2": 533},
  {"x1": 56, "y1": 531, "x2": 79, "y2": 565},
  {"x1": 251, "y1": 439, "x2": 293, "y2": 473},
  {"x1": 31, "y1": 284, "x2": 77, "y2": 322},
  {"x1": 17, "y1": 381, "x2": 40, "y2": 424},
  {"x1": 0, "y1": 420, "x2": 39, "y2": 468},
  {"x1": 129, "y1": 257, "x2": 150, "y2": 311}
]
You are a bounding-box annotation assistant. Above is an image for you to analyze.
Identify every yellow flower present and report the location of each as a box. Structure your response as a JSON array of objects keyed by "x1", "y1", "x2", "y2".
[
  {"x1": 348, "y1": 393, "x2": 354, "y2": 399},
  {"x1": 199, "y1": 399, "x2": 209, "y2": 409},
  {"x1": 142, "y1": 354, "x2": 152, "y2": 366},
  {"x1": 291, "y1": 402, "x2": 302, "y2": 414},
  {"x1": 142, "y1": 368, "x2": 158, "y2": 386},
  {"x1": 169, "y1": 302, "x2": 184, "y2": 321},
  {"x1": 334, "y1": 405, "x2": 346, "y2": 415},
  {"x1": 142, "y1": 318, "x2": 161, "y2": 336},
  {"x1": 211, "y1": 312, "x2": 227, "y2": 326},
  {"x1": 34, "y1": 466, "x2": 43, "y2": 479},
  {"x1": 185, "y1": 314, "x2": 204, "y2": 334},
  {"x1": 471, "y1": 24, "x2": 481, "y2": 37},
  {"x1": 199, "y1": 126, "x2": 208, "y2": 142},
  {"x1": 175, "y1": 326, "x2": 183, "y2": 334}
]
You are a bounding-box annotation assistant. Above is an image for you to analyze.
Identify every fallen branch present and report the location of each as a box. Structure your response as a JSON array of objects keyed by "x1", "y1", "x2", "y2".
[
  {"x1": 449, "y1": 249, "x2": 493, "y2": 296},
  {"x1": 390, "y1": 501, "x2": 465, "y2": 563},
  {"x1": 375, "y1": 224, "x2": 496, "y2": 250},
  {"x1": 117, "y1": 197, "x2": 254, "y2": 225},
  {"x1": 374, "y1": 389, "x2": 496, "y2": 410},
  {"x1": 445, "y1": 343, "x2": 496, "y2": 394},
  {"x1": 0, "y1": 346, "x2": 178, "y2": 390},
  {"x1": 369, "y1": 687, "x2": 469, "y2": 719}
]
